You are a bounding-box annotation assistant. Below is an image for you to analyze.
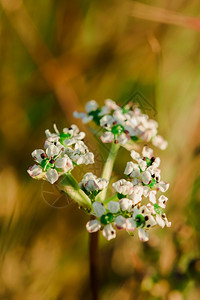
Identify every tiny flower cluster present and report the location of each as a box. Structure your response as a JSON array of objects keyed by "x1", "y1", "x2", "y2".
[
  {"x1": 85, "y1": 146, "x2": 171, "y2": 242},
  {"x1": 28, "y1": 124, "x2": 94, "y2": 184},
  {"x1": 74, "y1": 99, "x2": 168, "y2": 148}
]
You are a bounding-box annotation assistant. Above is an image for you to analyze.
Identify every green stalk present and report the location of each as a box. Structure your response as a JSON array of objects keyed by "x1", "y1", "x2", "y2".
[
  {"x1": 56, "y1": 173, "x2": 92, "y2": 208},
  {"x1": 98, "y1": 143, "x2": 120, "y2": 202}
]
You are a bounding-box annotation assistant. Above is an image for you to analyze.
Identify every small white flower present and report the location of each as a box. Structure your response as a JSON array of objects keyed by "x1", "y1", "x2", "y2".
[
  {"x1": 132, "y1": 205, "x2": 156, "y2": 241},
  {"x1": 28, "y1": 144, "x2": 71, "y2": 184},
  {"x1": 80, "y1": 172, "x2": 108, "y2": 192},
  {"x1": 113, "y1": 179, "x2": 133, "y2": 195}
]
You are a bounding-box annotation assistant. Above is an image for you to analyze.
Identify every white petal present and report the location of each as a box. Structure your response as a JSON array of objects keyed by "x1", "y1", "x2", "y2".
[
  {"x1": 157, "y1": 181, "x2": 169, "y2": 192},
  {"x1": 158, "y1": 195, "x2": 168, "y2": 208},
  {"x1": 73, "y1": 111, "x2": 87, "y2": 119},
  {"x1": 46, "y1": 169, "x2": 59, "y2": 184},
  {"x1": 156, "y1": 215, "x2": 165, "y2": 228},
  {"x1": 124, "y1": 161, "x2": 134, "y2": 175},
  {"x1": 85, "y1": 100, "x2": 98, "y2": 113},
  {"x1": 27, "y1": 165, "x2": 43, "y2": 177},
  {"x1": 129, "y1": 193, "x2": 142, "y2": 205},
  {"x1": 152, "y1": 157, "x2": 160, "y2": 168},
  {"x1": 82, "y1": 116, "x2": 93, "y2": 123},
  {"x1": 117, "y1": 133, "x2": 129, "y2": 145},
  {"x1": 132, "y1": 207, "x2": 140, "y2": 218},
  {"x1": 31, "y1": 149, "x2": 45, "y2": 163},
  {"x1": 142, "y1": 186, "x2": 151, "y2": 197},
  {"x1": 93, "y1": 202, "x2": 106, "y2": 217},
  {"x1": 152, "y1": 135, "x2": 168, "y2": 150},
  {"x1": 142, "y1": 146, "x2": 154, "y2": 158},
  {"x1": 107, "y1": 201, "x2": 120, "y2": 213},
  {"x1": 75, "y1": 152, "x2": 94, "y2": 165},
  {"x1": 46, "y1": 145, "x2": 60, "y2": 158},
  {"x1": 141, "y1": 171, "x2": 151, "y2": 185},
  {"x1": 132, "y1": 178, "x2": 142, "y2": 186},
  {"x1": 45, "y1": 129, "x2": 51, "y2": 138},
  {"x1": 139, "y1": 159, "x2": 147, "y2": 171},
  {"x1": 55, "y1": 156, "x2": 72, "y2": 170},
  {"x1": 85, "y1": 180, "x2": 99, "y2": 191},
  {"x1": 130, "y1": 166, "x2": 140, "y2": 178},
  {"x1": 100, "y1": 115, "x2": 114, "y2": 128},
  {"x1": 130, "y1": 150, "x2": 140, "y2": 161},
  {"x1": 74, "y1": 141, "x2": 88, "y2": 153},
  {"x1": 149, "y1": 191, "x2": 157, "y2": 204},
  {"x1": 138, "y1": 228, "x2": 149, "y2": 242},
  {"x1": 102, "y1": 224, "x2": 116, "y2": 240},
  {"x1": 119, "y1": 198, "x2": 133, "y2": 212},
  {"x1": 115, "y1": 216, "x2": 127, "y2": 229},
  {"x1": 82, "y1": 172, "x2": 97, "y2": 182},
  {"x1": 100, "y1": 132, "x2": 114, "y2": 143},
  {"x1": 105, "y1": 99, "x2": 119, "y2": 110},
  {"x1": 145, "y1": 215, "x2": 157, "y2": 228},
  {"x1": 126, "y1": 218, "x2": 136, "y2": 231},
  {"x1": 86, "y1": 220, "x2": 101, "y2": 233},
  {"x1": 96, "y1": 178, "x2": 108, "y2": 190}
]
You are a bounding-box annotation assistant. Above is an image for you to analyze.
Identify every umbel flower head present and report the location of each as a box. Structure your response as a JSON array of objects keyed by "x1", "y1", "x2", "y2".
[
  {"x1": 85, "y1": 145, "x2": 171, "y2": 242},
  {"x1": 28, "y1": 100, "x2": 171, "y2": 243},
  {"x1": 74, "y1": 99, "x2": 168, "y2": 149},
  {"x1": 28, "y1": 124, "x2": 94, "y2": 184}
]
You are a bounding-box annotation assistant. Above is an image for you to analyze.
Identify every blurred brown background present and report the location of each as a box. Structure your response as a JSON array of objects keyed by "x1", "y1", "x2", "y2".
[{"x1": 0, "y1": 0, "x2": 200, "y2": 299}]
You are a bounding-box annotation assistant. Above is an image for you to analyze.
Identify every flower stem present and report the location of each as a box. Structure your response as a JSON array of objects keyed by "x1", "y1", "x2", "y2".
[
  {"x1": 56, "y1": 173, "x2": 92, "y2": 208},
  {"x1": 99, "y1": 143, "x2": 120, "y2": 202},
  {"x1": 89, "y1": 220, "x2": 99, "y2": 300}
]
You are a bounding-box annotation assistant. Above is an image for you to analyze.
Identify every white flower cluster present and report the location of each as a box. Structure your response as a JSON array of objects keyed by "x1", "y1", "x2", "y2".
[
  {"x1": 28, "y1": 101, "x2": 171, "y2": 243},
  {"x1": 74, "y1": 99, "x2": 168, "y2": 148},
  {"x1": 85, "y1": 146, "x2": 171, "y2": 242},
  {"x1": 27, "y1": 124, "x2": 94, "y2": 184}
]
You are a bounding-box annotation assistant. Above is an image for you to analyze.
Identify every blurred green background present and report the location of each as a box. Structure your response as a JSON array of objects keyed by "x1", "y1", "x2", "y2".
[{"x1": 0, "y1": 0, "x2": 200, "y2": 299}]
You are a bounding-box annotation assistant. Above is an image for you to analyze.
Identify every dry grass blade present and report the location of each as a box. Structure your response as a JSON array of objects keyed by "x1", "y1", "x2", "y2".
[{"x1": 128, "y1": 1, "x2": 200, "y2": 31}]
